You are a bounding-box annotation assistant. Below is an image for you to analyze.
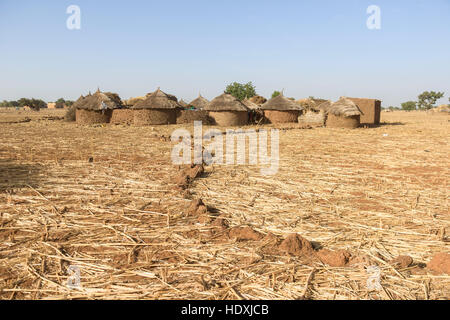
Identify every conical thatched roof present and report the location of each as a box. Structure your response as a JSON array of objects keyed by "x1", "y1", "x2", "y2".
[
  {"x1": 205, "y1": 93, "x2": 249, "y2": 112},
  {"x1": 242, "y1": 98, "x2": 260, "y2": 110},
  {"x1": 261, "y1": 94, "x2": 304, "y2": 111},
  {"x1": 189, "y1": 94, "x2": 210, "y2": 110},
  {"x1": 179, "y1": 99, "x2": 188, "y2": 107},
  {"x1": 133, "y1": 88, "x2": 182, "y2": 110},
  {"x1": 328, "y1": 97, "x2": 362, "y2": 117},
  {"x1": 74, "y1": 90, "x2": 122, "y2": 111}
]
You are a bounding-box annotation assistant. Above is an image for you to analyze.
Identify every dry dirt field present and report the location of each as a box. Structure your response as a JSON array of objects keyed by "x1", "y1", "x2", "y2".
[{"x1": 0, "y1": 108, "x2": 449, "y2": 300}]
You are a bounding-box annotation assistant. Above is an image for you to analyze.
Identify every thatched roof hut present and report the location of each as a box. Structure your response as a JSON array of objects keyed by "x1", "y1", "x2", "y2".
[
  {"x1": 205, "y1": 93, "x2": 249, "y2": 126},
  {"x1": 298, "y1": 99, "x2": 331, "y2": 126},
  {"x1": 75, "y1": 90, "x2": 122, "y2": 124},
  {"x1": 261, "y1": 94, "x2": 304, "y2": 123},
  {"x1": 75, "y1": 90, "x2": 122, "y2": 111},
  {"x1": 325, "y1": 97, "x2": 362, "y2": 129},
  {"x1": 132, "y1": 88, "x2": 182, "y2": 125},
  {"x1": 189, "y1": 94, "x2": 210, "y2": 110}
]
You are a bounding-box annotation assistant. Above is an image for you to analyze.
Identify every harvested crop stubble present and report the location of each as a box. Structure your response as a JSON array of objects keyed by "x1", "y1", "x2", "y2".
[{"x1": 0, "y1": 109, "x2": 449, "y2": 300}]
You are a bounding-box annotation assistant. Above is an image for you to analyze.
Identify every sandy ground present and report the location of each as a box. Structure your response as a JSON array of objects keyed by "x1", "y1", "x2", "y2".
[{"x1": 0, "y1": 108, "x2": 448, "y2": 300}]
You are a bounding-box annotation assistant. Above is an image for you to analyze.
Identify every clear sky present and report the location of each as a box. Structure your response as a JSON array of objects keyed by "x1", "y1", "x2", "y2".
[{"x1": 0, "y1": 0, "x2": 449, "y2": 107}]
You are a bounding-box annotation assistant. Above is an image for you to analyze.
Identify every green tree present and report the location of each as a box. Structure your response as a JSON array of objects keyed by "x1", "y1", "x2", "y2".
[
  {"x1": 17, "y1": 98, "x2": 46, "y2": 110},
  {"x1": 401, "y1": 101, "x2": 417, "y2": 111},
  {"x1": 417, "y1": 91, "x2": 444, "y2": 110},
  {"x1": 65, "y1": 100, "x2": 74, "y2": 107},
  {"x1": 55, "y1": 98, "x2": 66, "y2": 108},
  {"x1": 225, "y1": 82, "x2": 256, "y2": 100},
  {"x1": 271, "y1": 91, "x2": 281, "y2": 98},
  {"x1": 0, "y1": 100, "x2": 20, "y2": 108}
]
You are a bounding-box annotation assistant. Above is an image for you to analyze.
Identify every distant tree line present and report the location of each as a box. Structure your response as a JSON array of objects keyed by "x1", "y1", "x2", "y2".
[
  {"x1": 0, "y1": 98, "x2": 74, "y2": 110},
  {"x1": 0, "y1": 98, "x2": 46, "y2": 110},
  {"x1": 55, "y1": 98, "x2": 75, "y2": 108},
  {"x1": 401, "y1": 91, "x2": 446, "y2": 111}
]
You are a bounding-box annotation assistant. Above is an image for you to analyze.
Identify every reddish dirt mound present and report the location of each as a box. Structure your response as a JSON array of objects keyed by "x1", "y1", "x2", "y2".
[
  {"x1": 390, "y1": 255, "x2": 413, "y2": 269},
  {"x1": 175, "y1": 164, "x2": 204, "y2": 189},
  {"x1": 427, "y1": 252, "x2": 450, "y2": 275},
  {"x1": 317, "y1": 249, "x2": 352, "y2": 267},
  {"x1": 228, "y1": 226, "x2": 263, "y2": 241},
  {"x1": 211, "y1": 214, "x2": 229, "y2": 229},
  {"x1": 187, "y1": 198, "x2": 208, "y2": 216},
  {"x1": 278, "y1": 233, "x2": 314, "y2": 256},
  {"x1": 258, "y1": 233, "x2": 283, "y2": 255}
]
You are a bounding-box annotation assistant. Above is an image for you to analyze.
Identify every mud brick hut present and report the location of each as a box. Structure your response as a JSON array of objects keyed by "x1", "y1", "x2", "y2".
[
  {"x1": 176, "y1": 94, "x2": 211, "y2": 124},
  {"x1": 261, "y1": 94, "x2": 304, "y2": 123},
  {"x1": 325, "y1": 97, "x2": 362, "y2": 129},
  {"x1": 74, "y1": 90, "x2": 122, "y2": 125},
  {"x1": 297, "y1": 98, "x2": 329, "y2": 126},
  {"x1": 110, "y1": 108, "x2": 134, "y2": 125},
  {"x1": 205, "y1": 93, "x2": 249, "y2": 126},
  {"x1": 132, "y1": 88, "x2": 182, "y2": 125},
  {"x1": 347, "y1": 97, "x2": 381, "y2": 125}
]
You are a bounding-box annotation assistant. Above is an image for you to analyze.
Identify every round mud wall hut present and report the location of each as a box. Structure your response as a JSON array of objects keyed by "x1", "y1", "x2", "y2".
[
  {"x1": 326, "y1": 113, "x2": 360, "y2": 128},
  {"x1": 176, "y1": 94, "x2": 212, "y2": 124},
  {"x1": 261, "y1": 94, "x2": 304, "y2": 124},
  {"x1": 205, "y1": 93, "x2": 249, "y2": 126},
  {"x1": 176, "y1": 110, "x2": 212, "y2": 124},
  {"x1": 74, "y1": 90, "x2": 122, "y2": 125},
  {"x1": 110, "y1": 108, "x2": 134, "y2": 125},
  {"x1": 324, "y1": 97, "x2": 362, "y2": 129},
  {"x1": 132, "y1": 88, "x2": 181, "y2": 126}
]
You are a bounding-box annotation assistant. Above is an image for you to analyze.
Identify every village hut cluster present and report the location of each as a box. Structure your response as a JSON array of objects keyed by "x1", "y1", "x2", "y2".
[{"x1": 72, "y1": 88, "x2": 381, "y2": 129}]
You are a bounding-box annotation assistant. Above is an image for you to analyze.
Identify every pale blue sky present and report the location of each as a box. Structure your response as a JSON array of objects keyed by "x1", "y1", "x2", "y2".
[{"x1": 0, "y1": 0, "x2": 449, "y2": 107}]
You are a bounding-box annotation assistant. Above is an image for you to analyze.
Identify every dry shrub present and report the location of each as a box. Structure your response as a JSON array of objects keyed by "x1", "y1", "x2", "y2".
[{"x1": 64, "y1": 106, "x2": 76, "y2": 122}]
